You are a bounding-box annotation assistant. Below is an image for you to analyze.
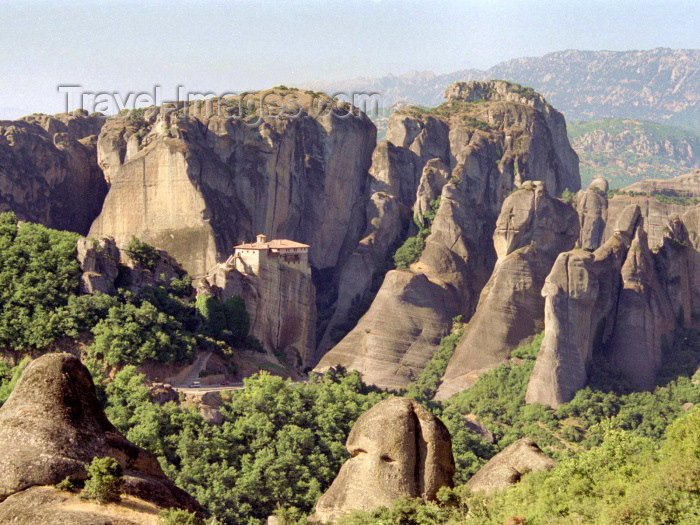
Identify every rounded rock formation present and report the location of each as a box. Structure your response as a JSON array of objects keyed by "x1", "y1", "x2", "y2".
[
  {"x1": 0, "y1": 353, "x2": 199, "y2": 512},
  {"x1": 310, "y1": 397, "x2": 455, "y2": 523}
]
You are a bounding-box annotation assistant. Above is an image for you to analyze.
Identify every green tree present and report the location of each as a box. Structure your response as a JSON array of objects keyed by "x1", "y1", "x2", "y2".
[
  {"x1": 89, "y1": 301, "x2": 196, "y2": 365},
  {"x1": 0, "y1": 212, "x2": 81, "y2": 350},
  {"x1": 81, "y1": 457, "x2": 123, "y2": 504},
  {"x1": 223, "y1": 295, "x2": 250, "y2": 343}
]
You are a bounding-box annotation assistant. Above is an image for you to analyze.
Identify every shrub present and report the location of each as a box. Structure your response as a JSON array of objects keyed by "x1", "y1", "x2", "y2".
[
  {"x1": 393, "y1": 233, "x2": 426, "y2": 269},
  {"x1": 560, "y1": 189, "x2": 575, "y2": 203},
  {"x1": 55, "y1": 477, "x2": 76, "y2": 492},
  {"x1": 157, "y1": 508, "x2": 204, "y2": 525},
  {"x1": 127, "y1": 236, "x2": 160, "y2": 271},
  {"x1": 80, "y1": 457, "x2": 123, "y2": 504}
]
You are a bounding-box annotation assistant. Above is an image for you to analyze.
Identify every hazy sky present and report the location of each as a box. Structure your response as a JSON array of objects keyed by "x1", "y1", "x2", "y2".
[{"x1": 1, "y1": 0, "x2": 698, "y2": 118}]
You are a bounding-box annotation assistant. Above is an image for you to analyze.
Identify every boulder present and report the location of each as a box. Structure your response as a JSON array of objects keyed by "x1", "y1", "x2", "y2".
[
  {"x1": 0, "y1": 353, "x2": 200, "y2": 512},
  {"x1": 310, "y1": 397, "x2": 454, "y2": 523},
  {"x1": 466, "y1": 438, "x2": 555, "y2": 493},
  {"x1": 0, "y1": 486, "x2": 161, "y2": 525}
]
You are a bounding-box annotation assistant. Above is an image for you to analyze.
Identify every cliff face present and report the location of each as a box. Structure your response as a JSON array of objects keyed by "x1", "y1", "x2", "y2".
[
  {"x1": 607, "y1": 227, "x2": 676, "y2": 389},
  {"x1": 436, "y1": 182, "x2": 579, "y2": 399},
  {"x1": 90, "y1": 91, "x2": 376, "y2": 277},
  {"x1": 316, "y1": 80, "x2": 580, "y2": 388},
  {"x1": 0, "y1": 110, "x2": 107, "y2": 234}
]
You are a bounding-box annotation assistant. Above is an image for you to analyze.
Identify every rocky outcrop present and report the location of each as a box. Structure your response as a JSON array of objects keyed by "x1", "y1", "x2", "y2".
[
  {"x1": 316, "y1": 81, "x2": 581, "y2": 388},
  {"x1": 656, "y1": 209, "x2": 700, "y2": 326},
  {"x1": 0, "y1": 353, "x2": 200, "y2": 512},
  {"x1": 604, "y1": 170, "x2": 700, "y2": 248},
  {"x1": 77, "y1": 237, "x2": 120, "y2": 295},
  {"x1": 466, "y1": 438, "x2": 555, "y2": 493},
  {"x1": 89, "y1": 92, "x2": 376, "y2": 277},
  {"x1": 607, "y1": 227, "x2": 676, "y2": 389},
  {"x1": 437, "y1": 182, "x2": 579, "y2": 399},
  {"x1": 622, "y1": 169, "x2": 700, "y2": 198},
  {"x1": 576, "y1": 177, "x2": 608, "y2": 250},
  {"x1": 310, "y1": 397, "x2": 454, "y2": 523},
  {"x1": 0, "y1": 110, "x2": 107, "y2": 234},
  {"x1": 77, "y1": 236, "x2": 187, "y2": 295},
  {"x1": 526, "y1": 205, "x2": 642, "y2": 407}
]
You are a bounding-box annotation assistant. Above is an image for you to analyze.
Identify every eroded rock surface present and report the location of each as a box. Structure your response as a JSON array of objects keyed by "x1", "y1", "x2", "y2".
[
  {"x1": 576, "y1": 177, "x2": 609, "y2": 250},
  {"x1": 310, "y1": 397, "x2": 454, "y2": 523},
  {"x1": 317, "y1": 81, "x2": 580, "y2": 388},
  {"x1": 525, "y1": 205, "x2": 642, "y2": 407},
  {"x1": 466, "y1": 438, "x2": 555, "y2": 493},
  {"x1": 0, "y1": 110, "x2": 107, "y2": 234},
  {"x1": 607, "y1": 227, "x2": 676, "y2": 389},
  {"x1": 0, "y1": 353, "x2": 199, "y2": 512},
  {"x1": 90, "y1": 92, "x2": 376, "y2": 277},
  {"x1": 437, "y1": 182, "x2": 579, "y2": 399}
]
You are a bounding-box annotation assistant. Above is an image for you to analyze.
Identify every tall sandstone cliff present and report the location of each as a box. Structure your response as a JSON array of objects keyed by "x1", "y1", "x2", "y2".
[
  {"x1": 526, "y1": 172, "x2": 700, "y2": 408},
  {"x1": 0, "y1": 110, "x2": 107, "y2": 234},
  {"x1": 436, "y1": 182, "x2": 579, "y2": 399},
  {"x1": 89, "y1": 92, "x2": 376, "y2": 278},
  {"x1": 316, "y1": 81, "x2": 580, "y2": 388}
]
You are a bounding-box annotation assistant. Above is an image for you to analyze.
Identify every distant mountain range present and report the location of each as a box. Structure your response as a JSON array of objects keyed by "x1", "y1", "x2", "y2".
[{"x1": 309, "y1": 48, "x2": 700, "y2": 134}]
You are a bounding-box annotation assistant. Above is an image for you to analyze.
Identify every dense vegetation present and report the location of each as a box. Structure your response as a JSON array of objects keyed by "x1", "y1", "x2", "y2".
[
  {"x1": 0, "y1": 212, "x2": 81, "y2": 350},
  {"x1": 74, "y1": 325, "x2": 697, "y2": 524},
  {"x1": 0, "y1": 212, "x2": 253, "y2": 366},
  {"x1": 101, "y1": 367, "x2": 386, "y2": 524}
]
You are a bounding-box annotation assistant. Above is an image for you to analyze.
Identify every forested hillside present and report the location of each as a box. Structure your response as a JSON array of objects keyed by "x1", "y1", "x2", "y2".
[{"x1": 569, "y1": 118, "x2": 700, "y2": 187}]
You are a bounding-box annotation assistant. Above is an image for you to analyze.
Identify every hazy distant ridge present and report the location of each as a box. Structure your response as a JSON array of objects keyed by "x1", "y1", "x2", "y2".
[{"x1": 310, "y1": 48, "x2": 700, "y2": 133}]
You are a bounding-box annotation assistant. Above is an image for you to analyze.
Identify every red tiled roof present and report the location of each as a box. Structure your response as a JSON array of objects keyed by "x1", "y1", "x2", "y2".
[{"x1": 234, "y1": 239, "x2": 310, "y2": 250}]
